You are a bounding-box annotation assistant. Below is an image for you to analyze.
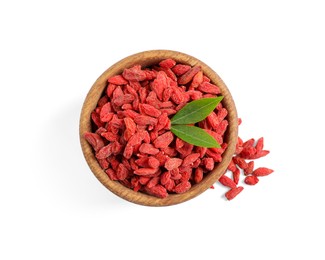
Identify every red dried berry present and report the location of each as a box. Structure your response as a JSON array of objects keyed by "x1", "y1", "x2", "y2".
[
  {"x1": 172, "y1": 64, "x2": 191, "y2": 76},
  {"x1": 148, "y1": 157, "x2": 160, "y2": 169},
  {"x1": 219, "y1": 175, "x2": 237, "y2": 189},
  {"x1": 122, "y1": 65, "x2": 147, "y2": 81},
  {"x1": 197, "y1": 82, "x2": 220, "y2": 94},
  {"x1": 233, "y1": 156, "x2": 248, "y2": 170},
  {"x1": 190, "y1": 71, "x2": 203, "y2": 89},
  {"x1": 146, "y1": 176, "x2": 160, "y2": 189},
  {"x1": 134, "y1": 115, "x2": 158, "y2": 126},
  {"x1": 139, "y1": 103, "x2": 162, "y2": 118},
  {"x1": 153, "y1": 131, "x2": 174, "y2": 149},
  {"x1": 247, "y1": 150, "x2": 270, "y2": 159},
  {"x1": 96, "y1": 144, "x2": 113, "y2": 159},
  {"x1": 159, "y1": 58, "x2": 176, "y2": 69},
  {"x1": 144, "y1": 185, "x2": 168, "y2": 198},
  {"x1": 252, "y1": 167, "x2": 274, "y2": 177},
  {"x1": 138, "y1": 143, "x2": 159, "y2": 155},
  {"x1": 255, "y1": 137, "x2": 264, "y2": 152},
  {"x1": 202, "y1": 157, "x2": 214, "y2": 171},
  {"x1": 227, "y1": 159, "x2": 237, "y2": 172},
  {"x1": 134, "y1": 168, "x2": 159, "y2": 176},
  {"x1": 108, "y1": 75, "x2": 128, "y2": 85},
  {"x1": 225, "y1": 186, "x2": 244, "y2": 201},
  {"x1": 194, "y1": 167, "x2": 204, "y2": 183},
  {"x1": 182, "y1": 153, "x2": 200, "y2": 167},
  {"x1": 105, "y1": 168, "x2": 118, "y2": 181},
  {"x1": 244, "y1": 161, "x2": 254, "y2": 175},
  {"x1": 116, "y1": 163, "x2": 129, "y2": 180},
  {"x1": 178, "y1": 66, "x2": 201, "y2": 85},
  {"x1": 164, "y1": 158, "x2": 183, "y2": 171},
  {"x1": 160, "y1": 171, "x2": 171, "y2": 186},
  {"x1": 174, "y1": 181, "x2": 191, "y2": 194},
  {"x1": 244, "y1": 175, "x2": 259, "y2": 185},
  {"x1": 232, "y1": 167, "x2": 241, "y2": 185},
  {"x1": 84, "y1": 132, "x2": 105, "y2": 152}
]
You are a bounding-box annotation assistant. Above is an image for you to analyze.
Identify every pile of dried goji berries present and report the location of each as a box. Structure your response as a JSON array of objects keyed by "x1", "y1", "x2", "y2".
[
  {"x1": 217, "y1": 126, "x2": 273, "y2": 200},
  {"x1": 84, "y1": 58, "x2": 273, "y2": 200}
]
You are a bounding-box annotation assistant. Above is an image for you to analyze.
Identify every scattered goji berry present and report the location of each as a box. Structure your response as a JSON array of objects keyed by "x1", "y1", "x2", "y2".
[
  {"x1": 244, "y1": 161, "x2": 254, "y2": 175},
  {"x1": 244, "y1": 175, "x2": 259, "y2": 185},
  {"x1": 252, "y1": 167, "x2": 274, "y2": 176},
  {"x1": 225, "y1": 186, "x2": 244, "y2": 200},
  {"x1": 219, "y1": 175, "x2": 237, "y2": 189}
]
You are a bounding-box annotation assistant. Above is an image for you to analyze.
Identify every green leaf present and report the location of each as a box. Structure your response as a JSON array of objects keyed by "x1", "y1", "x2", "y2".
[
  {"x1": 171, "y1": 125, "x2": 220, "y2": 148},
  {"x1": 171, "y1": 97, "x2": 223, "y2": 125}
]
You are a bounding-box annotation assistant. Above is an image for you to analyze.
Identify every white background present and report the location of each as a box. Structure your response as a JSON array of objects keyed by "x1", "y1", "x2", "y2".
[{"x1": 1, "y1": 0, "x2": 324, "y2": 259}]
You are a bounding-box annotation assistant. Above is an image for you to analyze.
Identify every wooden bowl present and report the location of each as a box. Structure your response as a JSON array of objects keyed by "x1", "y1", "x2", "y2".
[{"x1": 79, "y1": 50, "x2": 238, "y2": 206}]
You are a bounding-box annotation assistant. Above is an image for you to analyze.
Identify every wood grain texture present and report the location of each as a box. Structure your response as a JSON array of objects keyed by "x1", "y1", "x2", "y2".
[{"x1": 79, "y1": 50, "x2": 238, "y2": 206}]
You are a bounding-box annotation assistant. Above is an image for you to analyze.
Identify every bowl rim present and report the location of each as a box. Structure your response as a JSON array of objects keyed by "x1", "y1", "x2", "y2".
[{"x1": 79, "y1": 49, "x2": 238, "y2": 206}]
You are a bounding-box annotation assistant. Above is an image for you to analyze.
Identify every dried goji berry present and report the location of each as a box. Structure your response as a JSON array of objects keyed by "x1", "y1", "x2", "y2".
[
  {"x1": 112, "y1": 86, "x2": 125, "y2": 107},
  {"x1": 159, "y1": 58, "x2": 176, "y2": 69},
  {"x1": 160, "y1": 171, "x2": 171, "y2": 186},
  {"x1": 101, "y1": 131, "x2": 119, "y2": 142},
  {"x1": 134, "y1": 167, "x2": 159, "y2": 176},
  {"x1": 202, "y1": 157, "x2": 214, "y2": 171},
  {"x1": 105, "y1": 168, "x2": 118, "y2": 181},
  {"x1": 144, "y1": 184, "x2": 168, "y2": 198},
  {"x1": 146, "y1": 176, "x2": 160, "y2": 188},
  {"x1": 108, "y1": 75, "x2": 128, "y2": 85},
  {"x1": 164, "y1": 158, "x2": 183, "y2": 171},
  {"x1": 122, "y1": 65, "x2": 147, "y2": 81},
  {"x1": 190, "y1": 71, "x2": 203, "y2": 89},
  {"x1": 91, "y1": 111, "x2": 104, "y2": 128},
  {"x1": 194, "y1": 167, "x2": 204, "y2": 183},
  {"x1": 84, "y1": 132, "x2": 105, "y2": 152},
  {"x1": 219, "y1": 175, "x2": 237, "y2": 189},
  {"x1": 227, "y1": 159, "x2": 237, "y2": 172},
  {"x1": 153, "y1": 131, "x2": 174, "y2": 149},
  {"x1": 171, "y1": 64, "x2": 191, "y2": 76},
  {"x1": 139, "y1": 143, "x2": 159, "y2": 155},
  {"x1": 134, "y1": 115, "x2": 158, "y2": 126},
  {"x1": 148, "y1": 157, "x2": 160, "y2": 169},
  {"x1": 247, "y1": 150, "x2": 270, "y2": 159},
  {"x1": 106, "y1": 83, "x2": 116, "y2": 98},
  {"x1": 255, "y1": 137, "x2": 264, "y2": 152},
  {"x1": 232, "y1": 167, "x2": 240, "y2": 185},
  {"x1": 174, "y1": 181, "x2": 191, "y2": 194},
  {"x1": 252, "y1": 167, "x2": 274, "y2": 177},
  {"x1": 182, "y1": 153, "x2": 200, "y2": 167},
  {"x1": 116, "y1": 163, "x2": 129, "y2": 180},
  {"x1": 244, "y1": 161, "x2": 254, "y2": 175},
  {"x1": 197, "y1": 82, "x2": 221, "y2": 94},
  {"x1": 178, "y1": 66, "x2": 201, "y2": 85},
  {"x1": 244, "y1": 175, "x2": 259, "y2": 185},
  {"x1": 162, "y1": 147, "x2": 177, "y2": 157},
  {"x1": 151, "y1": 71, "x2": 168, "y2": 101},
  {"x1": 139, "y1": 103, "x2": 161, "y2": 118},
  {"x1": 96, "y1": 144, "x2": 113, "y2": 159},
  {"x1": 98, "y1": 158, "x2": 109, "y2": 170},
  {"x1": 225, "y1": 186, "x2": 244, "y2": 200},
  {"x1": 233, "y1": 156, "x2": 248, "y2": 170}
]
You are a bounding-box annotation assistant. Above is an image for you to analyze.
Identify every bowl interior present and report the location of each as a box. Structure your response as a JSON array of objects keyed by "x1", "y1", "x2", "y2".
[{"x1": 79, "y1": 50, "x2": 238, "y2": 206}]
